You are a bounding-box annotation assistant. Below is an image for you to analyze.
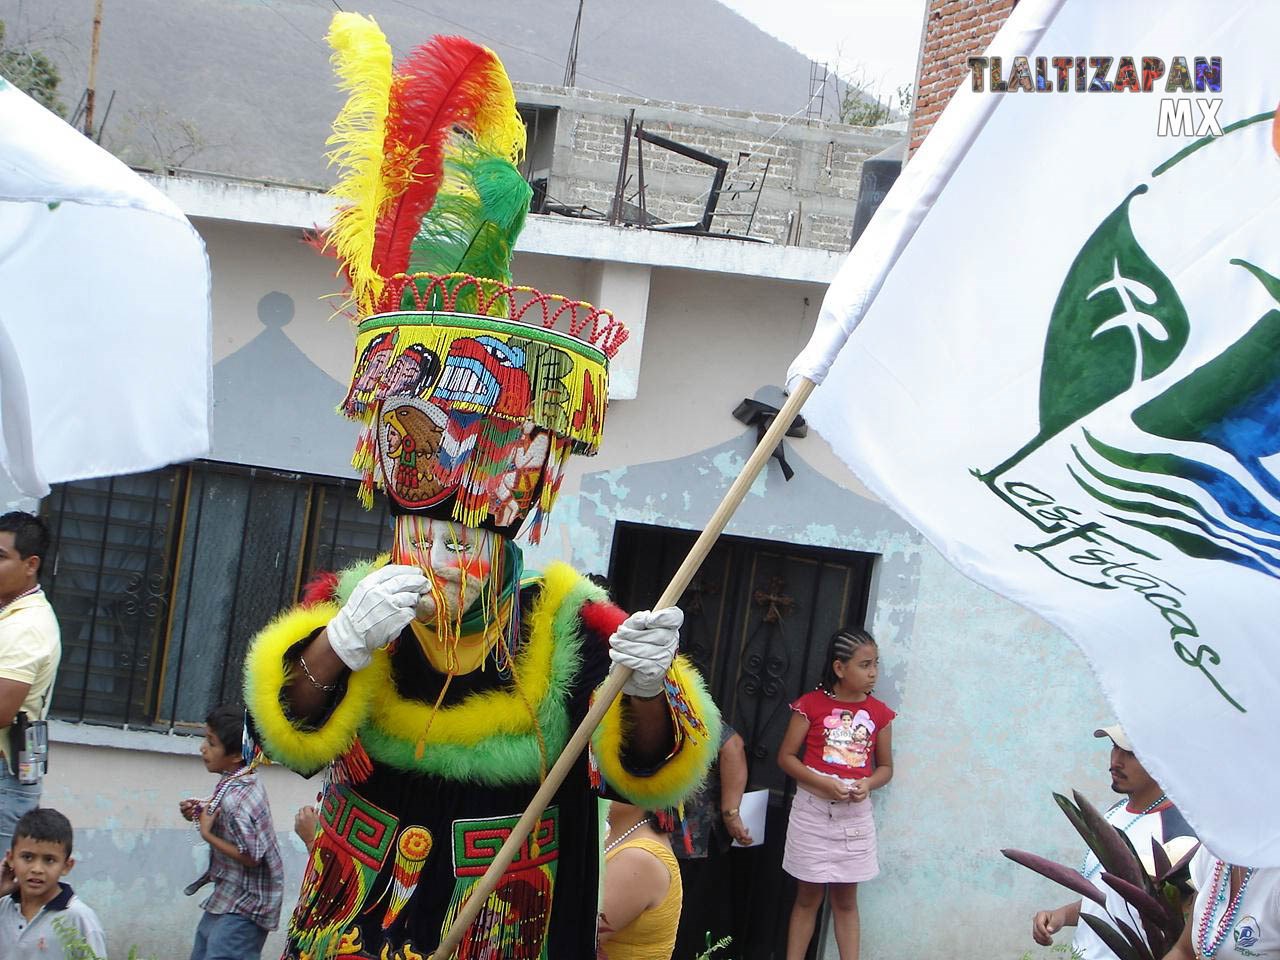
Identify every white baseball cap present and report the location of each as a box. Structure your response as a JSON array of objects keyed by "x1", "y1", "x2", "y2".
[{"x1": 1094, "y1": 724, "x2": 1134, "y2": 752}]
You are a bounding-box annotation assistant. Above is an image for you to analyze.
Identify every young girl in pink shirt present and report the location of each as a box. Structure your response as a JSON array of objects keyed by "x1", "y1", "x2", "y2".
[{"x1": 777, "y1": 628, "x2": 895, "y2": 960}]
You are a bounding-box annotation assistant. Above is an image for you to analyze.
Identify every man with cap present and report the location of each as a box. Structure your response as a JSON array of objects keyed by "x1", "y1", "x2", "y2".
[{"x1": 1030, "y1": 724, "x2": 1196, "y2": 960}]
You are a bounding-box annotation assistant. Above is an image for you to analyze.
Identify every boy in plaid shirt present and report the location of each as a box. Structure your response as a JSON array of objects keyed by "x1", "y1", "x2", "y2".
[{"x1": 180, "y1": 705, "x2": 283, "y2": 960}]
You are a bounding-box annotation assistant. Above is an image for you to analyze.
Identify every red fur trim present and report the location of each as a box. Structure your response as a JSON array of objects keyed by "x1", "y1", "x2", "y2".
[
  {"x1": 301, "y1": 571, "x2": 340, "y2": 608},
  {"x1": 580, "y1": 599, "x2": 628, "y2": 643}
]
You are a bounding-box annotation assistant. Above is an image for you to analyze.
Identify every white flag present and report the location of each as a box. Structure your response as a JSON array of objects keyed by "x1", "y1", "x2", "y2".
[
  {"x1": 0, "y1": 80, "x2": 210, "y2": 497},
  {"x1": 790, "y1": 0, "x2": 1280, "y2": 866}
]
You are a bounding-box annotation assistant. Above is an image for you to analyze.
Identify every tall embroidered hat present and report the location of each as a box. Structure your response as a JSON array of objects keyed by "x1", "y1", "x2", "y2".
[{"x1": 320, "y1": 13, "x2": 627, "y2": 542}]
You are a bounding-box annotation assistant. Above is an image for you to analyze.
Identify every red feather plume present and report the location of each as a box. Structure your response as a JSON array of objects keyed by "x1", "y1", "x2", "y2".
[{"x1": 371, "y1": 35, "x2": 521, "y2": 286}]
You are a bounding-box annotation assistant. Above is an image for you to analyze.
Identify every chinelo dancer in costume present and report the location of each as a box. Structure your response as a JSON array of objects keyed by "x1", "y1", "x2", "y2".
[{"x1": 242, "y1": 14, "x2": 720, "y2": 960}]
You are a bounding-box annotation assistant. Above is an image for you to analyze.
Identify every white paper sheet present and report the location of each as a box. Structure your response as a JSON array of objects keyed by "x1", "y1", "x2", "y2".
[{"x1": 732, "y1": 789, "x2": 769, "y2": 848}]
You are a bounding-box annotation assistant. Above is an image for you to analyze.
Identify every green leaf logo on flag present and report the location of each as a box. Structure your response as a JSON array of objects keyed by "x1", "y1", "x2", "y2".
[
  {"x1": 1070, "y1": 258, "x2": 1280, "y2": 578},
  {"x1": 980, "y1": 188, "x2": 1189, "y2": 486},
  {"x1": 1041, "y1": 187, "x2": 1189, "y2": 437},
  {"x1": 979, "y1": 108, "x2": 1280, "y2": 580}
]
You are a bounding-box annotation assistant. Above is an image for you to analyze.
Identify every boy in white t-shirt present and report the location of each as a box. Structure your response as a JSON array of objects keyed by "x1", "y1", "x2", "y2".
[{"x1": 0, "y1": 808, "x2": 107, "y2": 960}]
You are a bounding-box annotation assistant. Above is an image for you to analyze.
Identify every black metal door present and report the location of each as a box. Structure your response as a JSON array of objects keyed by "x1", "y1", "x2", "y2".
[{"x1": 608, "y1": 522, "x2": 875, "y2": 960}]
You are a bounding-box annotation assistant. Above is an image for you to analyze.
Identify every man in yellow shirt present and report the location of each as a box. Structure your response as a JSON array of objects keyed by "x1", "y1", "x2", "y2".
[{"x1": 0, "y1": 513, "x2": 60, "y2": 851}]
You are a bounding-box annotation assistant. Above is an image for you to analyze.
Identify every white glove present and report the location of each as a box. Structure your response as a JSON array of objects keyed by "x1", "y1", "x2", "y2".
[
  {"x1": 608, "y1": 607, "x2": 683, "y2": 698},
  {"x1": 326, "y1": 564, "x2": 428, "y2": 671}
]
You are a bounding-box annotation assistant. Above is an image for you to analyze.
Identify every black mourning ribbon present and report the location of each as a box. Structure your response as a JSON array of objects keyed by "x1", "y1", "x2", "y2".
[{"x1": 731, "y1": 398, "x2": 808, "y2": 482}]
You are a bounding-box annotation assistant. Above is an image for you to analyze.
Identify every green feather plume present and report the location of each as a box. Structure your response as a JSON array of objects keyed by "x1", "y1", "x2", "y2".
[{"x1": 403, "y1": 137, "x2": 533, "y2": 314}]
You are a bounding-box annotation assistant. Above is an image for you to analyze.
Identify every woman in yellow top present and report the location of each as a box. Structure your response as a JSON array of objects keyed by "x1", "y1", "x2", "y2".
[{"x1": 598, "y1": 801, "x2": 683, "y2": 959}]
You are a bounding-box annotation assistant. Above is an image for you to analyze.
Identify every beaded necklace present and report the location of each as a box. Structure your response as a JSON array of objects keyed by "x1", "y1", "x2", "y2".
[
  {"x1": 188, "y1": 764, "x2": 255, "y2": 847},
  {"x1": 1196, "y1": 859, "x2": 1255, "y2": 959},
  {"x1": 1079, "y1": 795, "x2": 1167, "y2": 879},
  {"x1": 0, "y1": 584, "x2": 42, "y2": 613},
  {"x1": 605, "y1": 817, "x2": 654, "y2": 854},
  {"x1": 195, "y1": 764, "x2": 255, "y2": 819}
]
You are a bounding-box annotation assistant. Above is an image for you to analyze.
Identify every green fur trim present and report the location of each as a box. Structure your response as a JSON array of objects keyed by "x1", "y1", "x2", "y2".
[
  {"x1": 359, "y1": 565, "x2": 604, "y2": 783},
  {"x1": 335, "y1": 555, "x2": 385, "y2": 604}
]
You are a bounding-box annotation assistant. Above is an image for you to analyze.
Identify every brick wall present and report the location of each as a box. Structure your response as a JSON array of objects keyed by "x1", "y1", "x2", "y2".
[
  {"x1": 907, "y1": 0, "x2": 1018, "y2": 156},
  {"x1": 516, "y1": 83, "x2": 903, "y2": 253}
]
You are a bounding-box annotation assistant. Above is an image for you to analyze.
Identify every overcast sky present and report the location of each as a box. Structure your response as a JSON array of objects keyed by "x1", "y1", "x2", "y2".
[{"x1": 718, "y1": 0, "x2": 927, "y2": 98}]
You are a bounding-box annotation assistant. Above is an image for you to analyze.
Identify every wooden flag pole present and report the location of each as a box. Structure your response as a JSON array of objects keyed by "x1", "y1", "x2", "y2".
[{"x1": 430, "y1": 377, "x2": 817, "y2": 959}]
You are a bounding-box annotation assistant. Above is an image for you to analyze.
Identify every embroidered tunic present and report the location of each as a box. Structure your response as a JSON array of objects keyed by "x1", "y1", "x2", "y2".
[{"x1": 245, "y1": 561, "x2": 718, "y2": 960}]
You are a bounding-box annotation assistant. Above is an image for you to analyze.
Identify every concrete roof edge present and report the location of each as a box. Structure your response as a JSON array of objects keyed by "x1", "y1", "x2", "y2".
[
  {"x1": 146, "y1": 172, "x2": 844, "y2": 284},
  {"x1": 514, "y1": 82, "x2": 906, "y2": 149}
]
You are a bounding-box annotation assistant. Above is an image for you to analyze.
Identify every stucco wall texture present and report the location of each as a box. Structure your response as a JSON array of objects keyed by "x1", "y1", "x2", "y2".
[{"x1": 40, "y1": 742, "x2": 316, "y2": 959}]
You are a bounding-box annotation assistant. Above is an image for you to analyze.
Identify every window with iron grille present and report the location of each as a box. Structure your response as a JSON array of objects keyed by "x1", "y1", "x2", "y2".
[{"x1": 40, "y1": 461, "x2": 392, "y2": 730}]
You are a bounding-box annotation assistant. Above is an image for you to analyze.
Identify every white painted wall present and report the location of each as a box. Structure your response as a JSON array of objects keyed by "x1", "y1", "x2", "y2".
[{"x1": 41, "y1": 738, "x2": 315, "y2": 959}]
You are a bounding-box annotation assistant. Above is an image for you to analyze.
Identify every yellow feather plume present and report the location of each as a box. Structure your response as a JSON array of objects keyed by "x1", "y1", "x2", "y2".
[
  {"x1": 470, "y1": 60, "x2": 527, "y2": 165},
  {"x1": 324, "y1": 12, "x2": 394, "y2": 316}
]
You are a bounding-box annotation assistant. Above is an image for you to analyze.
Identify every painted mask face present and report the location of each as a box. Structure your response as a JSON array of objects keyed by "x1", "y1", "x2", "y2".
[
  {"x1": 354, "y1": 334, "x2": 395, "y2": 392},
  {"x1": 342, "y1": 332, "x2": 397, "y2": 416},
  {"x1": 393, "y1": 516, "x2": 496, "y2": 624},
  {"x1": 381, "y1": 344, "x2": 440, "y2": 398},
  {"x1": 383, "y1": 352, "x2": 424, "y2": 394},
  {"x1": 433, "y1": 336, "x2": 532, "y2": 417},
  {"x1": 342, "y1": 312, "x2": 614, "y2": 542}
]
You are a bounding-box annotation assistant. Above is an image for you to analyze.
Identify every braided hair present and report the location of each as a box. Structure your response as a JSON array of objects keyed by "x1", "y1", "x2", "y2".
[{"x1": 820, "y1": 627, "x2": 877, "y2": 693}]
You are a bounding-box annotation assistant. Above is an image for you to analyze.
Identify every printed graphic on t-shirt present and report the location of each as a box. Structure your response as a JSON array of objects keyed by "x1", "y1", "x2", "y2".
[
  {"x1": 1234, "y1": 914, "x2": 1261, "y2": 954},
  {"x1": 821, "y1": 708, "x2": 875, "y2": 770}
]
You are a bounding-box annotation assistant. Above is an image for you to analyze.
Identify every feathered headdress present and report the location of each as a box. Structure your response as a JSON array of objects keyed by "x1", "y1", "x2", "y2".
[
  {"x1": 324, "y1": 14, "x2": 526, "y2": 314},
  {"x1": 320, "y1": 14, "x2": 628, "y2": 541}
]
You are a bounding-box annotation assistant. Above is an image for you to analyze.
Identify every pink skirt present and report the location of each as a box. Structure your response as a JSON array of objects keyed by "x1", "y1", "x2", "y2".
[{"x1": 782, "y1": 784, "x2": 879, "y2": 884}]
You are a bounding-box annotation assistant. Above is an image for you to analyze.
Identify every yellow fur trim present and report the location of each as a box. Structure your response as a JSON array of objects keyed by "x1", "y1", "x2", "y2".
[
  {"x1": 324, "y1": 12, "x2": 394, "y2": 315},
  {"x1": 243, "y1": 602, "x2": 380, "y2": 772},
  {"x1": 366, "y1": 562, "x2": 578, "y2": 745},
  {"x1": 591, "y1": 655, "x2": 722, "y2": 810}
]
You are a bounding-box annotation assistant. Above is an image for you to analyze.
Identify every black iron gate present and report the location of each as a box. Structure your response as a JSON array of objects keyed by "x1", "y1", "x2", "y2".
[
  {"x1": 608, "y1": 522, "x2": 875, "y2": 960},
  {"x1": 40, "y1": 461, "x2": 394, "y2": 729}
]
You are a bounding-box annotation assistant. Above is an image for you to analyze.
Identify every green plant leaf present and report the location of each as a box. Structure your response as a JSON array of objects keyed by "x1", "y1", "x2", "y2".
[
  {"x1": 1079, "y1": 913, "x2": 1153, "y2": 960},
  {"x1": 1157, "y1": 879, "x2": 1191, "y2": 949},
  {"x1": 1001, "y1": 848, "x2": 1107, "y2": 905}
]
